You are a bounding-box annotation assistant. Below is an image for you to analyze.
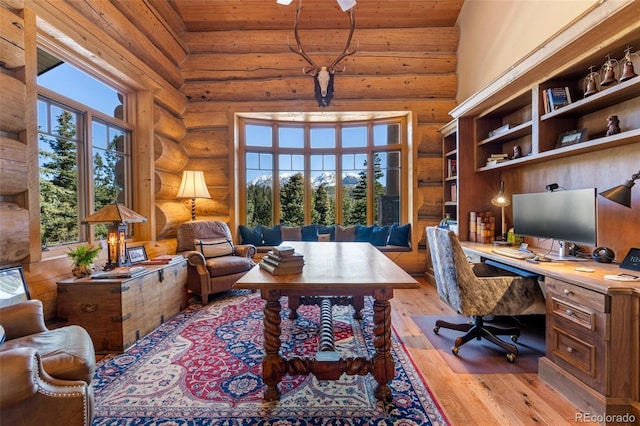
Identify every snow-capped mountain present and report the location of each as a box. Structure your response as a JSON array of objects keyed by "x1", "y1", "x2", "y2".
[{"x1": 248, "y1": 171, "x2": 360, "y2": 188}]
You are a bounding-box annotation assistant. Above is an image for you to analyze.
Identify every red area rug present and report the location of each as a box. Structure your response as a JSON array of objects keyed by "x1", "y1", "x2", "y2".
[
  {"x1": 412, "y1": 315, "x2": 545, "y2": 374},
  {"x1": 93, "y1": 291, "x2": 449, "y2": 425}
]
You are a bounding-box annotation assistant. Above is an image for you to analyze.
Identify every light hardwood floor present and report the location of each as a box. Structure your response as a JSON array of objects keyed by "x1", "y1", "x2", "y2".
[{"x1": 390, "y1": 276, "x2": 599, "y2": 426}]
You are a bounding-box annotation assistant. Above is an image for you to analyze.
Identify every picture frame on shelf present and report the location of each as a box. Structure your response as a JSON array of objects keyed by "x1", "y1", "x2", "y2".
[
  {"x1": 126, "y1": 246, "x2": 147, "y2": 265},
  {"x1": 556, "y1": 128, "x2": 587, "y2": 148}
]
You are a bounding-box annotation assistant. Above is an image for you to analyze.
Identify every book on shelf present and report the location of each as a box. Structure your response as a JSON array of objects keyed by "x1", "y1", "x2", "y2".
[
  {"x1": 259, "y1": 260, "x2": 304, "y2": 275},
  {"x1": 450, "y1": 184, "x2": 457, "y2": 203},
  {"x1": 91, "y1": 266, "x2": 147, "y2": 279},
  {"x1": 544, "y1": 87, "x2": 571, "y2": 113},
  {"x1": 488, "y1": 123, "x2": 512, "y2": 138},
  {"x1": 489, "y1": 153, "x2": 508, "y2": 159},
  {"x1": 485, "y1": 157, "x2": 509, "y2": 166},
  {"x1": 447, "y1": 159, "x2": 457, "y2": 178}
]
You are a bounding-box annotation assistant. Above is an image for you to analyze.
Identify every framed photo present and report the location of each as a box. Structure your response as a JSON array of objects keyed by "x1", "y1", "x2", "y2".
[
  {"x1": 126, "y1": 246, "x2": 148, "y2": 264},
  {"x1": 0, "y1": 265, "x2": 30, "y2": 308},
  {"x1": 556, "y1": 128, "x2": 587, "y2": 148}
]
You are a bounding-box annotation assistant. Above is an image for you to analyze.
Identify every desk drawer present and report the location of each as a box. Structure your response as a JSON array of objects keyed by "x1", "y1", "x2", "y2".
[
  {"x1": 545, "y1": 278, "x2": 607, "y2": 312},
  {"x1": 549, "y1": 297, "x2": 596, "y2": 331}
]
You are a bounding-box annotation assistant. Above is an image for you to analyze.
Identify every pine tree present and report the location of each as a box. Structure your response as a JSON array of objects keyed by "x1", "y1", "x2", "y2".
[
  {"x1": 280, "y1": 173, "x2": 304, "y2": 225},
  {"x1": 312, "y1": 183, "x2": 333, "y2": 225},
  {"x1": 39, "y1": 110, "x2": 79, "y2": 246}
]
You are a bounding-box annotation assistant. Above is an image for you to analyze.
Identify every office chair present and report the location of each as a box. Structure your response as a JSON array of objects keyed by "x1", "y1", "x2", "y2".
[{"x1": 426, "y1": 227, "x2": 546, "y2": 362}]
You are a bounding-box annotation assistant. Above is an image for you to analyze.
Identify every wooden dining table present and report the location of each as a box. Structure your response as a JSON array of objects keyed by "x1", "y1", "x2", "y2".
[{"x1": 233, "y1": 241, "x2": 419, "y2": 402}]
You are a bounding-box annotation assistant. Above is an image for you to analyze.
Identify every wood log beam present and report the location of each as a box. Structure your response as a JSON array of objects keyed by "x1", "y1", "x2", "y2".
[
  {"x1": 182, "y1": 52, "x2": 456, "y2": 81},
  {"x1": 0, "y1": 135, "x2": 27, "y2": 195},
  {"x1": 183, "y1": 74, "x2": 456, "y2": 103},
  {"x1": 180, "y1": 129, "x2": 230, "y2": 158},
  {"x1": 154, "y1": 134, "x2": 189, "y2": 172},
  {"x1": 184, "y1": 27, "x2": 459, "y2": 54}
]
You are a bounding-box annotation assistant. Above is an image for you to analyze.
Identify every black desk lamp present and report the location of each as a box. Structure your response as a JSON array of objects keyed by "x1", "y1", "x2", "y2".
[{"x1": 599, "y1": 171, "x2": 639, "y2": 208}]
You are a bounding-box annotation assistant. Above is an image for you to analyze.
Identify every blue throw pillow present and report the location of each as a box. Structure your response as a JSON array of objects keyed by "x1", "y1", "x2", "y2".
[
  {"x1": 261, "y1": 225, "x2": 282, "y2": 246},
  {"x1": 301, "y1": 224, "x2": 319, "y2": 241},
  {"x1": 317, "y1": 224, "x2": 335, "y2": 241},
  {"x1": 370, "y1": 225, "x2": 390, "y2": 246},
  {"x1": 239, "y1": 225, "x2": 263, "y2": 246},
  {"x1": 388, "y1": 223, "x2": 411, "y2": 247},
  {"x1": 354, "y1": 224, "x2": 374, "y2": 242}
]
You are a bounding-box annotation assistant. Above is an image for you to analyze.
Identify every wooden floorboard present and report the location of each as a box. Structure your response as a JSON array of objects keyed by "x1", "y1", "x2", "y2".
[{"x1": 390, "y1": 276, "x2": 599, "y2": 425}]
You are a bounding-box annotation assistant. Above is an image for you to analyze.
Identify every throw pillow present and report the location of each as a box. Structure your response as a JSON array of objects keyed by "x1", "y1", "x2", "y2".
[
  {"x1": 194, "y1": 238, "x2": 234, "y2": 258},
  {"x1": 239, "y1": 225, "x2": 263, "y2": 246},
  {"x1": 261, "y1": 225, "x2": 283, "y2": 246},
  {"x1": 301, "y1": 224, "x2": 319, "y2": 241},
  {"x1": 388, "y1": 223, "x2": 411, "y2": 247},
  {"x1": 318, "y1": 233, "x2": 331, "y2": 242},
  {"x1": 318, "y1": 224, "x2": 336, "y2": 241},
  {"x1": 335, "y1": 224, "x2": 356, "y2": 242},
  {"x1": 280, "y1": 226, "x2": 302, "y2": 241},
  {"x1": 355, "y1": 223, "x2": 374, "y2": 242},
  {"x1": 370, "y1": 225, "x2": 390, "y2": 246}
]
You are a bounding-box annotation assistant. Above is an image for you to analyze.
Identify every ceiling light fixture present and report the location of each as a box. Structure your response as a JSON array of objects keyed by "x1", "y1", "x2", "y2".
[{"x1": 277, "y1": 0, "x2": 356, "y2": 11}]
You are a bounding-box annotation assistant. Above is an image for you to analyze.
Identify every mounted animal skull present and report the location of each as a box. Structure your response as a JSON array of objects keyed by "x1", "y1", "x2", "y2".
[{"x1": 288, "y1": 0, "x2": 358, "y2": 107}]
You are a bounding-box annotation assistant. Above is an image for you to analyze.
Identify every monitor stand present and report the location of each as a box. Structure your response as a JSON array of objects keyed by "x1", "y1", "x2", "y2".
[{"x1": 545, "y1": 240, "x2": 588, "y2": 262}]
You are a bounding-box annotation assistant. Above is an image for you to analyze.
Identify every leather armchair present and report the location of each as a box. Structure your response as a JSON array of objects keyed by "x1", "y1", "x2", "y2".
[
  {"x1": 0, "y1": 300, "x2": 95, "y2": 425},
  {"x1": 177, "y1": 220, "x2": 256, "y2": 303}
]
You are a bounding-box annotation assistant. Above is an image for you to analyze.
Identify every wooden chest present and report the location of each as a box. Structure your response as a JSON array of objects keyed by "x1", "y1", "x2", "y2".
[{"x1": 57, "y1": 260, "x2": 188, "y2": 353}]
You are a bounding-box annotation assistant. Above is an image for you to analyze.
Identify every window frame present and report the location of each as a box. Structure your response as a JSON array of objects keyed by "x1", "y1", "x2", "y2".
[
  {"x1": 238, "y1": 116, "x2": 409, "y2": 227},
  {"x1": 37, "y1": 82, "x2": 133, "y2": 256}
]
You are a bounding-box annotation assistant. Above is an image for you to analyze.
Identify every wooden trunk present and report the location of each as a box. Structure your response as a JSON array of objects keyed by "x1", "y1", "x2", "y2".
[{"x1": 57, "y1": 261, "x2": 188, "y2": 353}]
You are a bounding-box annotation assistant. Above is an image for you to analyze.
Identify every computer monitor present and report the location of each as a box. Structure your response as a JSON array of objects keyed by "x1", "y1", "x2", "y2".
[{"x1": 512, "y1": 188, "x2": 597, "y2": 260}]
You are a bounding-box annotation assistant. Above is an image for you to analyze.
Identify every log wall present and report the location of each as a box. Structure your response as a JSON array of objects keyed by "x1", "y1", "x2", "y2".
[{"x1": 0, "y1": 0, "x2": 456, "y2": 318}]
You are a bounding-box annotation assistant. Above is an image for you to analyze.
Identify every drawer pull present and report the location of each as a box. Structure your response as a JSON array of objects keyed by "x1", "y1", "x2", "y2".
[
  {"x1": 563, "y1": 289, "x2": 572, "y2": 296},
  {"x1": 566, "y1": 309, "x2": 573, "y2": 316},
  {"x1": 566, "y1": 346, "x2": 573, "y2": 353}
]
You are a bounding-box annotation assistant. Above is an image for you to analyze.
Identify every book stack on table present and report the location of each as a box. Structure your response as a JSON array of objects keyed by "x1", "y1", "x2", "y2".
[
  {"x1": 141, "y1": 254, "x2": 184, "y2": 265},
  {"x1": 259, "y1": 245, "x2": 304, "y2": 275},
  {"x1": 91, "y1": 266, "x2": 147, "y2": 279}
]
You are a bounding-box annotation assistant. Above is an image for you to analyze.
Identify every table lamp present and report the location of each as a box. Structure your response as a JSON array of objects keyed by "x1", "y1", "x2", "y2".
[
  {"x1": 491, "y1": 181, "x2": 511, "y2": 245},
  {"x1": 599, "y1": 170, "x2": 639, "y2": 208},
  {"x1": 82, "y1": 202, "x2": 147, "y2": 270},
  {"x1": 177, "y1": 170, "x2": 211, "y2": 220}
]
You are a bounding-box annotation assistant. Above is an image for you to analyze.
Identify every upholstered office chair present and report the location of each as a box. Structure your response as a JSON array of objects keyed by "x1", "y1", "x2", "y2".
[{"x1": 426, "y1": 227, "x2": 546, "y2": 362}]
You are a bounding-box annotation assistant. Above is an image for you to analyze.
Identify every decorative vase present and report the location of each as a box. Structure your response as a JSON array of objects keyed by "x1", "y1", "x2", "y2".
[{"x1": 72, "y1": 263, "x2": 96, "y2": 278}]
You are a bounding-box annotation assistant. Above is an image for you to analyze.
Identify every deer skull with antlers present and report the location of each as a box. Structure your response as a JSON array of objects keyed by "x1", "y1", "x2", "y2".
[{"x1": 288, "y1": 0, "x2": 358, "y2": 107}]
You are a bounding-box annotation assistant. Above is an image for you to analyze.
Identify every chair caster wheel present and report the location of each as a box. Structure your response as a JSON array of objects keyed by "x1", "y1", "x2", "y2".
[
  {"x1": 511, "y1": 335, "x2": 518, "y2": 343},
  {"x1": 507, "y1": 353, "x2": 516, "y2": 363},
  {"x1": 433, "y1": 326, "x2": 440, "y2": 334},
  {"x1": 452, "y1": 346, "x2": 459, "y2": 356}
]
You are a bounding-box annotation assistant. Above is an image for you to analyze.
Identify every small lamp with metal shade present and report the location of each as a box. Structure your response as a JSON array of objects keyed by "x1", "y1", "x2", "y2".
[
  {"x1": 599, "y1": 171, "x2": 639, "y2": 208},
  {"x1": 491, "y1": 181, "x2": 511, "y2": 245}
]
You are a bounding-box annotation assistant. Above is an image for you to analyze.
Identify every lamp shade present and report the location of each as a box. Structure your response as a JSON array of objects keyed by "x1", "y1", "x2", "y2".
[
  {"x1": 82, "y1": 202, "x2": 147, "y2": 224},
  {"x1": 599, "y1": 171, "x2": 639, "y2": 208},
  {"x1": 177, "y1": 170, "x2": 211, "y2": 200},
  {"x1": 491, "y1": 181, "x2": 511, "y2": 207}
]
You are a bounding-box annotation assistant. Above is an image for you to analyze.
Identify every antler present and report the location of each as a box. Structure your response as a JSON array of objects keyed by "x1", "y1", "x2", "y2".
[
  {"x1": 328, "y1": 6, "x2": 358, "y2": 73},
  {"x1": 288, "y1": 0, "x2": 319, "y2": 75}
]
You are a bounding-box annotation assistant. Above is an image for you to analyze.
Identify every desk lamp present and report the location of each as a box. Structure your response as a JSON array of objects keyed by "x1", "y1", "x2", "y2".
[
  {"x1": 177, "y1": 170, "x2": 211, "y2": 220},
  {"x1": 82, "y1": 202, "x2": 147, "y2": 270},
  {"x1": 599, "y1": 170, "x2": 639, "y2": 208},
  {"x1": 491, "y1": 181, "x2": 511, "y2": 244}
]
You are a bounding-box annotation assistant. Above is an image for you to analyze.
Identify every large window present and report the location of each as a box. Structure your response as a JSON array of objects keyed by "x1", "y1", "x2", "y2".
[
  {"x1": 241, "y1": 117, "x2": 406, "y2": 227},
  {"x1": 37, "y1": 51, "x2": 131, "y2": 248}
]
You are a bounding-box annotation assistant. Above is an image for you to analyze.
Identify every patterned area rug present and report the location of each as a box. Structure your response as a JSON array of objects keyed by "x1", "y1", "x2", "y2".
[{"x1": 93, "y1": 291, "x2": 448, "y2": 425}]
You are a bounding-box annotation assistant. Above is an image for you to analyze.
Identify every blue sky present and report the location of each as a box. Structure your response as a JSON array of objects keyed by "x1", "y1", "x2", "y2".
[{"x1": 37, "y1": 62, "x2": 121, "y2": 117}]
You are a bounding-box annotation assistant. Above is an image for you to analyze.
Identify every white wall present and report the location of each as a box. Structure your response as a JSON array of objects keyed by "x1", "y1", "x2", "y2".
[{"x1": 456, "y1": 0, "x2": 600, "y2": 101}]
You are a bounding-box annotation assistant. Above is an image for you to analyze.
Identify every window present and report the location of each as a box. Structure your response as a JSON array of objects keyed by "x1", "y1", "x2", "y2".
[
  {"x1": 37, "y1": 51, "x2": 131, "y2": 248},
  {"x1": 240, "y1": 118, "x2": 406, "y2": 227}
]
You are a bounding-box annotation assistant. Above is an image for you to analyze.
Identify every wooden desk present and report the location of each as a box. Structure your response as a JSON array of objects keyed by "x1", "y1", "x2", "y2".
[
  {"x1": 233, "y1": 241, "x2": 419, "y2": 402},
  {"x1": 461, "y1": 242, "x2": 640, "y2": 422}
]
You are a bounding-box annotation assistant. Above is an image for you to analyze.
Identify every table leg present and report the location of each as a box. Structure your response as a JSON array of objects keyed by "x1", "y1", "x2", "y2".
[
  {"x1": 262, "y1": 289, "x2": 284, "y2": 401},
  {"x1": 288, "y1": 296, "x2": 300, "y2": 319},
  {"x1": 372, "y1": 289, "x2": 394, "y2": 401}
]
